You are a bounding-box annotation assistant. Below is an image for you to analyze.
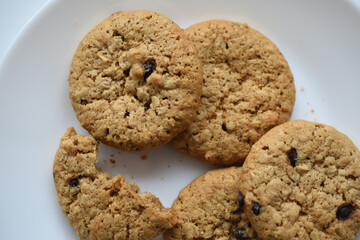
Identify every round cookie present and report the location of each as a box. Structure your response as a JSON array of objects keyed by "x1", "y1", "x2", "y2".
[
  {"x1": 163, "y1": 167, "x2": 259, "y2": 240},
  {"x1": 171, "y1": 20, "x2": 295, "y2": 164},
  {"x1": 69, "y1": 10, "x2": 203, "y2": 152},
  {"x1": 53, "y1": 127, "x2": 176, "y2": 240},
  {"x1": 239, "y1": 120, "x2": 360, "y2": 240}
]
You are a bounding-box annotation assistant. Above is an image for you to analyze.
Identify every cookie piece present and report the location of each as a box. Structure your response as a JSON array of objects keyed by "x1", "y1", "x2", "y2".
[
  {"x1": 171, "y1": 20, "x2": 295, "y2": 164},
  {"x1": 69, "y1": 10, "x2": 203, "y2": 152},
  {"x1": 240, "y1": 120, "x2": 360, "y2": 240},
  {"x1": 163, "y1": 167, "x2": 259, "y2": 240},
  {"x1": 53, "y1": 127, "x2": 176, "y2": 240}
]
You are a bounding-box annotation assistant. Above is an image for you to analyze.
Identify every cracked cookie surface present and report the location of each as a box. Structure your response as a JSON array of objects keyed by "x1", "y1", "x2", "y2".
[
  {"x1": 53, "y1": 127, "x2": 176, "y2": 240},
  {"x1": 163, "y1": 167, "x2": 259, "y2": 240},
  {"x1": 239, "y1": 120, "x2": 360, "y2": 240},
  {"x1": 171, "y1": 20, "x2": 295, "y2": 164},
  {"x1": 69, "y1": 10, "x2": 203, "y2": 151}
]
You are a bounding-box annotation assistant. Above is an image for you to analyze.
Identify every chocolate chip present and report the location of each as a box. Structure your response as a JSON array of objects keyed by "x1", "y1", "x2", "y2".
[
  {"x1": 144, "y1": 102, "x2": 151, "y2": 112},
  {"x1": 336, "y1": 204, "x2": 354, "y2": 220},
  {"x1": 238, "y1": 192, "x2": 245, "y2": 209},
  {"x1": 123, "y1": 68, "x2": 130, "y2": 77},
  {"x1": 143, "y1": 60, "x2": 156, "y2": 81},
  {"x1": 251, "y1": 202, "x2": 262, "y2": 216},
  {"x1": 287, "y1": 148, "x2": 298, "y2": 167},
  {"x1": 69, "y1": 178, "x2": 79, "y2": 187},
  {"x1": 222, "y1": 124, "x2": 227, "y2": 132},
  {"x1": 232, "y1": 228, "x2": 248, "y2": 239}
]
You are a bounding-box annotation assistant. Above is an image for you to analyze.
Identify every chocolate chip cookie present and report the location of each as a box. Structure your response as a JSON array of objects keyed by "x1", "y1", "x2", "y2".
[
  {"x1": 240, "y1": 120, "x2": 360, "y2": 240},
  {"x1": 171, "y1": 20, "x2": 295, "y2": 164},
  {"x1": 53, "y1": 127, "x2": 176, "y2": 240},
  {"x1": 68, "y1": 10, "x2": 203, "y2": 151},
  {"x1": 163, "y1": 167, "x2": 259, "y2": 240}
]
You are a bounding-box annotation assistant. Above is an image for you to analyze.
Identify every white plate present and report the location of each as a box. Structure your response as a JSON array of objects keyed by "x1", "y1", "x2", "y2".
[{"x1": 0, "y1": 0, "x2": 359, "y2": 239}]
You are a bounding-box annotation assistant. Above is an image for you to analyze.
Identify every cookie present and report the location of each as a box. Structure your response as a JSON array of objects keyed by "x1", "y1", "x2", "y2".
[
  {"x1": 68, "y1": 10, "x2": 203, "y2": 152},
  {"x1": 171, "y1": 20, "x2": 295, "y2": 164},
  {"x1": 239, "y1": 120, "x2": 360, "y2": 240},
  {"x1": 53, "y1": 127, "x2": 176, "y2": 240},
  {"x1": 163, "y1": 167, "x2": 259, "y2": 240}
]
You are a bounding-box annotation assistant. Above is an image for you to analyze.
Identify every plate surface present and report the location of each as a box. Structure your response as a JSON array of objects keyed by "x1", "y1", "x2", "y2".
[{"x1": 0, "y1": 0, "x2": 359, "y2": 239}]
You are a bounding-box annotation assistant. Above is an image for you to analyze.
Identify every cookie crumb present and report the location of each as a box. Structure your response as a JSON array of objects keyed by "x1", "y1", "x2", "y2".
[
  {"x1": 311, "y1": 109, "x2": 315, "y2": 113},
  {"x1": 131, "y1": 176, "x2": 134, "y2": 179},
  {"x1": 301, "y1": 87, "x2": 305, "y2": 91},
  {"x1": 167, "y1": 165, "x2": 171, "y2": 168},
  {"x1": 103, "y1": 160, "x2": 107, "y2": 163},
  {"x1": 123, "y1": 164, "x2": 126, "y2": 168},
  {"x1": 118, "y1": 151, "x2": 121, "y2": 154},
  {"x1": 140, "y1": 155, "x2": 148, "y2": 160},
  {"x1": 73, "y1": 22, "x2": 77, "y2": 25},
  {"x1": 110, "y1": 159, "x2": 116, "y2": 164},
  {"x1": 110, "y1": 154, "x2": 114, "y2": 157},
  {"x1": 206, "y1": 112, "x2": 217, "y2": 119}
]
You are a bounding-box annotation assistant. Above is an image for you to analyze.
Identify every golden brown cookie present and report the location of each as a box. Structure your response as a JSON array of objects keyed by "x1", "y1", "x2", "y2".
[
  {"x1": 171, "y1": 20, "x2": 295, "y2": 164},
  {"x1": 163, "y1": 167, "x2": 259, "y2": 240},
  {"x1": 53, "y1": 127, "x2": 176, "y2": 240},
  {"x1": 69, "y1": 10, "x2": 203, "y2": 152},
  {"x1": 240, "y1": 120, "x2": 360, "y2": 240}
]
